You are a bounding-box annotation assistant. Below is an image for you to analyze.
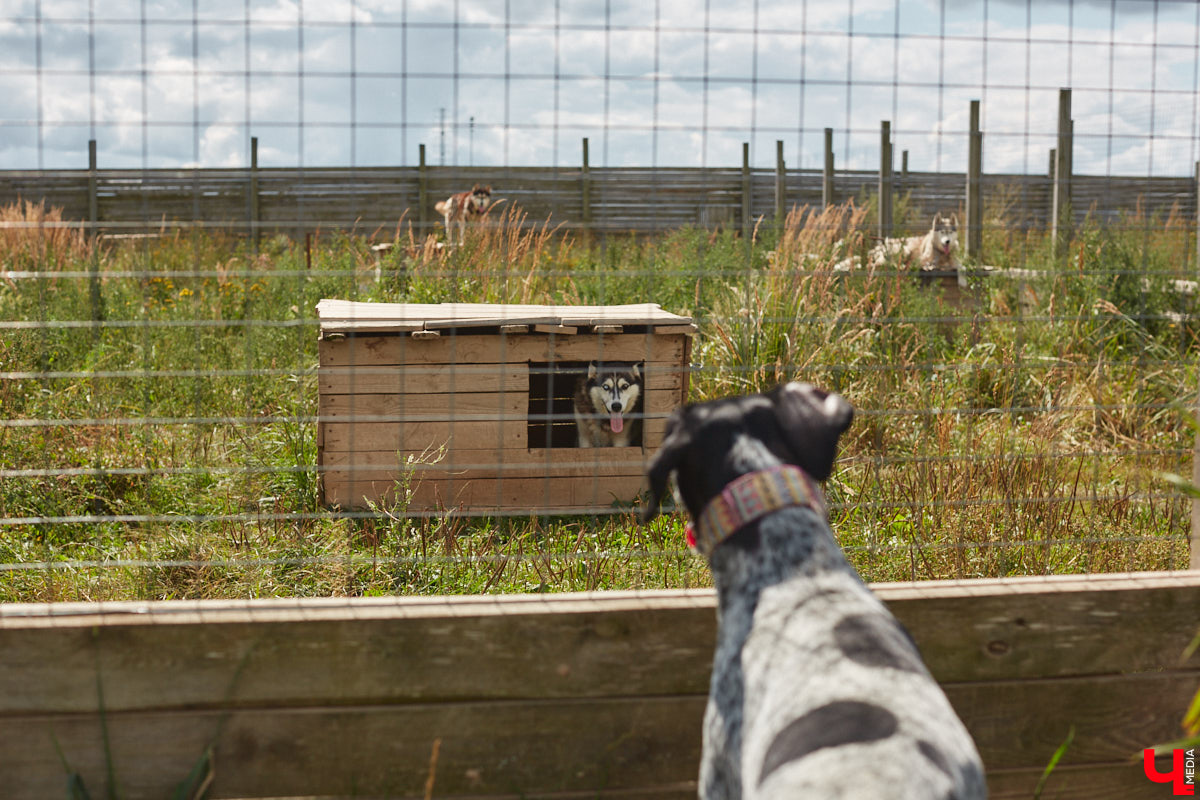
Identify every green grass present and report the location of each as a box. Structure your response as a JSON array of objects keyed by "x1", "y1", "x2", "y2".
[{"x1": 0, "y1": 196, "x2": 1195, "y2": 602}]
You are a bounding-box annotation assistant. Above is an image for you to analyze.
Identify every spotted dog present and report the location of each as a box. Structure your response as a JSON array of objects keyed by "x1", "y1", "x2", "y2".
[{"x1": 643, "y1": 382, "x2": 986, "y2": 800}]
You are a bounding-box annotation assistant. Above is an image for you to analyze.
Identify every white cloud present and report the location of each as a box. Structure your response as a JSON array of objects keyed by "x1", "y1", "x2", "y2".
[{"x1": 0, "y1": 0, "x2": 1195, "y2": 174}]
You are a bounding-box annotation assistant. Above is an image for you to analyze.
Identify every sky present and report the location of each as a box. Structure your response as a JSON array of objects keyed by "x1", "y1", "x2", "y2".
[{"x1": 0, "y1": 0, "x2": 1197, "y2": 175}]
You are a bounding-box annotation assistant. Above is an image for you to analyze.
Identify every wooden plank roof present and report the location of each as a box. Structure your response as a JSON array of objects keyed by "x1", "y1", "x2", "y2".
[{"x1": 316, "y1": 299, "x2": 694, "y2": 334}]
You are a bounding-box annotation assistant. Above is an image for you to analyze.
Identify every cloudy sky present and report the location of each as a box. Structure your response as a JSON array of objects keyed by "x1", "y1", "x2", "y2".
[{"x1": 0, "y1": 0, "x2": 1197, "y2": 175}]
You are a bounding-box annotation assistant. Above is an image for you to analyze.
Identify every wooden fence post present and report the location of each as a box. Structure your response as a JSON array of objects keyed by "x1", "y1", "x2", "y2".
[
  {"x1": 87, "y1": 139, "x2": 102, "y2": 330},
  {"x1": 878, "y1": 120, "x2": 892, "y2": 240},
  {"x1": 741, "y1": 142, "x2": 751, "y2": 239},
  {"x1": 966, "y1": 99, "x2": 983, "y2": 260},
  {"x1": 581, "y1": 137, "x2": 591, "y2": 235},
  {"x1": 1051, "y1": 88, "x2": 1072, "y2": 250},
  {"x1": 774, "y1": 139, "x2": 786, "y2": 225},
  {"x1": 87, "y1": 139, "x2": 97, "y2": 240},
  {"x1": 900, "y1": 149, "x2": 909, "y2": 194},
  {"x1": 823, "y1": 128, "x2": 835, "y2": 207},
  {"x1": 249, "y1": 136, "x2": 260, "y2": 252},
  {"x1": 1048, "y1": 149, "x2": 1057, "y2": 180},
  {"x1": 418, "y1": 143, "x2": 427, "y2": 238}
]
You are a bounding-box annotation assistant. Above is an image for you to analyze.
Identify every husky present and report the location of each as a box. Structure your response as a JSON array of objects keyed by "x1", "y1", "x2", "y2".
[
  {"x1": 434, "y1": 184, "x2": 492, "y2": 244},
  {"x1": 574, "y1": 362, "x2": 643, "y2": 448},
  {"x1": 871, "y1": 213, "x2": 961, "y2": 271}
]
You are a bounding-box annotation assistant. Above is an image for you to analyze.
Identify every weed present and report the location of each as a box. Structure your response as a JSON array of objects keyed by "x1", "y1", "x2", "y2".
[{"x1": 0, "y1": 197, "x2": 1193, "y2": 600}]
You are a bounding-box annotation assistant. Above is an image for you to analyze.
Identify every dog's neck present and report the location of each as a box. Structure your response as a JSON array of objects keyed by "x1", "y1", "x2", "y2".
[{"x1": 688, "y1": 465, "x2": 825, "y2": 557}]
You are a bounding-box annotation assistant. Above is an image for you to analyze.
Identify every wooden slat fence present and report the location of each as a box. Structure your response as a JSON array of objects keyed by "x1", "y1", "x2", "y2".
[
  {"x1": 0, "y1": 166, "x2": 1195, "y2": 238},
  {"x1": 1, "y1": 572, "x2": 1197, "y2": 799}
]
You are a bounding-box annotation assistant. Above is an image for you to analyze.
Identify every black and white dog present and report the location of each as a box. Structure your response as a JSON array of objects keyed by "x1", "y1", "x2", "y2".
[{"x1": 643, "y1": 382, "x2": 986, "y2": 800}]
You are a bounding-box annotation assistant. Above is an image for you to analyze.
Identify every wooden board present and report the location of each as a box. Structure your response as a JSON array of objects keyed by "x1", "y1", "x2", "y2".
[
  {"x1": 321, "y1": 446, "x2": 651, "y2": 469},
  {"x1": 324, "y1": 457, "x2": 648, "y2": 483},
  {"x1": 318, "y1": 363, "x2": 684, "y2": 396},
  {"x1": 326, "y1": 473, "x2": 648, "y2": 511},
  {"x1": 3, "y1": 576, "x2": 1196, "y2": 709},
  {"x1": 319, "y1": 420, "x2": 527, "y2": 453},
  {"x1": 1, "y1": 575, "x2": 1198, "y2": 799},
  {"x1": 316, "y1": 300, "x2": 694, "y2": 334},
  {"x1": 320, "y1": 392, "x2": 528, "y2": 420},
  {"x1": 0, "y1": 695, "x2": 1184, "y2": 799},
  {"x1": 321, "y1": 419, "x2": 668, "y2": 462},
  {"x1": 318, "y1": 364, "x2": 529, "y2": 395},
  {"x1": 3, "y1": 699, "x2": 706, "y2": 800},
  {"x1": 4, "y1": 167, "x2": 1195, "y2": 236},
  {"x1": 319, "y1": 333, "x2": 687, "y2": 368},
  {"x1": 320, "y1": 379, "x2": 683, "y2": 420}
]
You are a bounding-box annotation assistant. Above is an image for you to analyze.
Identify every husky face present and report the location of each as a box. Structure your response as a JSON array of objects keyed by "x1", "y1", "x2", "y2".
[
  {"x1": 575, "y1": 361, "x2": 644, "y2": 447},
  {"x1": 468, "y1": 184, "x2": 492, "y2": 214},
  {"x1": 587, "y1": 362, "x2": 642, "y2": 434},
  {"x1": 931, "y1": 213, "x2": 959, "y2": 255}
]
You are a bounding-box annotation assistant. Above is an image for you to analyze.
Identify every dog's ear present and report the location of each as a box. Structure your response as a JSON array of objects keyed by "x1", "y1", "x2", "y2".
[
  {"x1": 632, "y1": 362, "x2": 643, "y2": 380},
  {"x1": 770, "y1": 382, "x2": 853, "y2": 481},
  {"x1": 587, "y1": 361, "x2": 598, "y2": 380},
  {"x1": 641, "y1": 411, "x2": 689, "y2": 523},
  {"x1": 950, "y1": 213, "x2": 958, "y2": 227}
]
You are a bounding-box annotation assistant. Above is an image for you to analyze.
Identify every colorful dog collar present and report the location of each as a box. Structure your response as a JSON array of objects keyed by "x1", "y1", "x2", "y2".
[{"x1": 688, "y1": 465, "x2": 827, "y2": 557}]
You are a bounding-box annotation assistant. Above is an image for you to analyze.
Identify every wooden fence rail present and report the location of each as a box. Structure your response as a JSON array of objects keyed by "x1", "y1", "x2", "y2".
[
  {"x1": 1, "y1": 571, "x2": 1197, "y2": 799},
  {"x1": 0, "y1": 164, "x2": 1195, "y2": 239}
]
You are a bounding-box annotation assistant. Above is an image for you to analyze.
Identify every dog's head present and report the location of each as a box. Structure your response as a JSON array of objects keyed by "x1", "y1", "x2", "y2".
[
  {"x1": 469, "y1": 184, "x2": 492, "y2": 213},
  {"x1": 931, "y1": 213, "x2": 959, "y2": 255},
  {"x1": 642, "y1": 382, "x2": 852, "y2": 523},
  {"x1": 585, "y1": 361, "x2": 642, "y2": 435}
]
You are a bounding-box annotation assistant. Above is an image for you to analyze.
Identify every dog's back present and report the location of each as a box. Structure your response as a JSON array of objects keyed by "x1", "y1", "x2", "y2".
[{"x1": 643, "y1": 384, "x2": 986, "y2": 799}]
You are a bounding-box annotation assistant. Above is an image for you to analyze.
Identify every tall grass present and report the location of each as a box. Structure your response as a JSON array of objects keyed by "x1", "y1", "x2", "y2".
[{"x1": 0, "y1": 196, "x2": 1194, "y2": 602}]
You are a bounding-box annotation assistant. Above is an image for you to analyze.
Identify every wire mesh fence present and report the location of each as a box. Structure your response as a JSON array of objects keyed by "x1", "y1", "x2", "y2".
[{"x1": 1, "y1": 0, "x2": 1198, "y2": 603}]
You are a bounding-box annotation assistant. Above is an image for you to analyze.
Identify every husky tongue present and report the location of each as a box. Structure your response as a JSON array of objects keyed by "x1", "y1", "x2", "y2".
[{"x1": 609, "y1": 413, "x2": 624, "y2": 434}]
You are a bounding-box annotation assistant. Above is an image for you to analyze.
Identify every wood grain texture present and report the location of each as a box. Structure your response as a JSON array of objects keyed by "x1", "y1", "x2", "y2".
[
  {"x1": 4, "y1": 698, "x2": 707, "y2": 800},
  {"x1": 326, "y1": 472, "x2": 648, "y2": 511},
  {"x1": 2, "y1": 166, "x2": 1194, "y2": 236},
  {"x1": 317, "y1": 364, "x2": 682, "y2": 395},
  {"x1": 4, "y1": 575, "x2": 1197, "y2": 798},
  {"x1": 319, "y1": 332, "x2": 687, "y2": 368},
  {"x1": 316, "y1": 300, "x2": 693, "y2": 334}
]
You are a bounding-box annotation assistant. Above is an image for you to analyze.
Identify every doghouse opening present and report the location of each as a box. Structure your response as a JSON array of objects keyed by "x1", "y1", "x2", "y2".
[{"x1": 527, "y1": 361, "x2": 644, "y2": 449}]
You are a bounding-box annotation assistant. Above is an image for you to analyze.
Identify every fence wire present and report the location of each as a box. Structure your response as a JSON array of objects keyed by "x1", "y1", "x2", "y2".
[{"x1": 1, "y1": 0, "x2": 1198, "y2": 601}]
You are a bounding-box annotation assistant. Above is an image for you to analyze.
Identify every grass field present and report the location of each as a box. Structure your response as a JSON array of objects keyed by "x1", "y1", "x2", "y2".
[{"x1": 1, "y1": 197, "x2": 1196, "y2": 603}]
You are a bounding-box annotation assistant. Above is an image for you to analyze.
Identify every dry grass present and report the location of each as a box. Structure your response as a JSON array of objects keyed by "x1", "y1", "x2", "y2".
[
  {"x1": 0, "y1": 200, "x2": 93, "y2": 270},
  {"x1": 0, "y1": 196, "x2": 1194, "y2": 601}
]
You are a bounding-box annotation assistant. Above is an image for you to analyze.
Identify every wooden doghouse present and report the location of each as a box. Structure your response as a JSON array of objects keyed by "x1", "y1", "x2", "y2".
[{"x1": 317, "y1": 300, "x2": 695, "y2": 514}]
